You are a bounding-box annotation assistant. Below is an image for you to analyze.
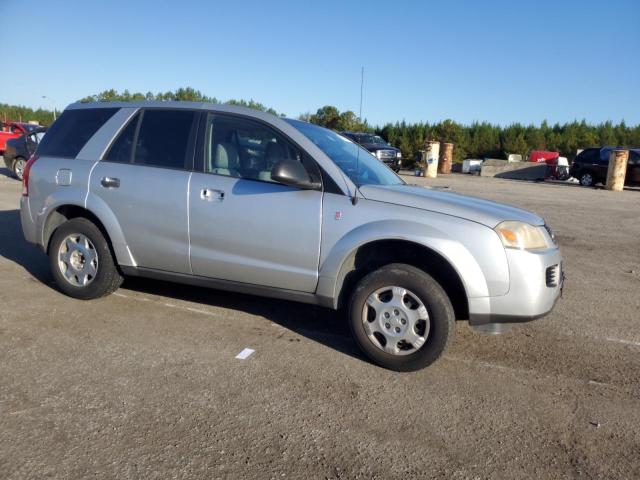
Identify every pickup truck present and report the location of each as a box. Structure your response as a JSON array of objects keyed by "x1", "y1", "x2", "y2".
[
  {"x1": 20, "y1": 102, "x2": 564, "y2": 371},
  {"x1": 341, "y1": 131, "x2": 402, "y2": 172}
]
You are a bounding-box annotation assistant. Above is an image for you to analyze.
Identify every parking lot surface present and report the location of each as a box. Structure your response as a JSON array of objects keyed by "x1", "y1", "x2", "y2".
[{"x1": 1, "y1": 164, "x2": 639, "y2": 479}]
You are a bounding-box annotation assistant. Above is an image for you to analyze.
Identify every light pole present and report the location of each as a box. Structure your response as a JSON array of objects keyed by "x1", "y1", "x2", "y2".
[{"x1": 42, "y1": 96, "x2": 56, "y2": 122}]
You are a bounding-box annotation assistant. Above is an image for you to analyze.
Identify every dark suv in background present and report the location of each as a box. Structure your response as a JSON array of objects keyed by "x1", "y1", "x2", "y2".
[
  {"x1": 570, "y1": 147, "x2": 640, "y2": 187},
  {"x1": 341, "y1": 132, "x2": 402, "y2": 172}
]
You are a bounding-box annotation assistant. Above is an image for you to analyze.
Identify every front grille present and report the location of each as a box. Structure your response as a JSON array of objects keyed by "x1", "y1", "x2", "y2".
[
  {"x1": 378, "y1": 149, "x2": 396, "y2": 159},
  {"x1": 546, "y1": 264, "x2": 559, "y2": 287}
]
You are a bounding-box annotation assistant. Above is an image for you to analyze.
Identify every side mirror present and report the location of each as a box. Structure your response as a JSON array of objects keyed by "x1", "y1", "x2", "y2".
[{"x1": 271, "y1": 159, "x2": 319, "y2": 190}]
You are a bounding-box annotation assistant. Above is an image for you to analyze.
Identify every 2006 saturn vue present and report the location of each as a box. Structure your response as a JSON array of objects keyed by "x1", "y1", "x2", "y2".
[{"x1": 20, "y1": 102, "x2": 563, "y2": 371}]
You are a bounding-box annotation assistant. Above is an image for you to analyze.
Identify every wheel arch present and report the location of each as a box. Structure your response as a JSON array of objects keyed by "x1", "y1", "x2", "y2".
[
  {"x1": 42, "y1": 202, "x2": 134, "y2": 267},
  {"x1": 329, "y1": 238, "x2": 470, "y2": 321}
]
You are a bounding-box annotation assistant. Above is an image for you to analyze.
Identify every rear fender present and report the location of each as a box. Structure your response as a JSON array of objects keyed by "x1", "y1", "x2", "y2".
[{"x1": 40, "y1": 190, "x2": 135, "y2": 267}]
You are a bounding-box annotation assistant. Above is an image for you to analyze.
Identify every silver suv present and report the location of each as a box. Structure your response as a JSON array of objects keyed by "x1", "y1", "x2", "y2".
[{"x1": 20, "y1": 102, "x2": 563, "y2": 371}]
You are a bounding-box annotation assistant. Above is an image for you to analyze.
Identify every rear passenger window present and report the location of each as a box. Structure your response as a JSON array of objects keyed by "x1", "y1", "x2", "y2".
[
  {"x1": 37, "y1": 108, "x2": 118, "y2": 158},
  {"x1": 104, "y1": 113, "x2": 140, "y2": 163},
  {"x1": 133, "y1": 110, "x2": 195, "y2": 169}
]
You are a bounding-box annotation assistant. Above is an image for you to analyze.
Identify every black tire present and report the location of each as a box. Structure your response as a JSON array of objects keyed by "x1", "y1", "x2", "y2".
[
  {"x1": 49, "y1": 218, "x2": 123, "y2": 300},
  {"x1": 579, "y1": 171, "x2": 595, "y2": 187},
  {"x1": 348, "y1": 263, "x2": 455, "y2": 372}
]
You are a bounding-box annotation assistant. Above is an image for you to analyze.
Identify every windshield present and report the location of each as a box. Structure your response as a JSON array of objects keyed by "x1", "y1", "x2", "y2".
[
  {"x1": 21, "y1": 124, "x2": 40, "y2": 132},
  {"x1": 286, "y1": 119, "x2": 404, "y2": 187},
  {"x1": 357, "y1": 134, "x2": 388, "y2": 145}
]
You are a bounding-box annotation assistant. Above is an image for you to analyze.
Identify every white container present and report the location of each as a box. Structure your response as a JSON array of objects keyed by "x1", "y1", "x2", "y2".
[
  {"x1": 425, "y1": 141, "x2": 440, "y2": 178},
  {"x1": 462, "y1": 159, "x2": 482, "y2": 173}
]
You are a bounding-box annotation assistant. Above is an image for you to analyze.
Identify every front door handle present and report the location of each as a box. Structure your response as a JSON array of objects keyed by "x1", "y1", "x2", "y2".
[
  {"x1": 201, "y1": 188, "x2": 224, "y2": 201},
  {"x1": 101, "y1": 177, "x2": 120, "y2": 189}
]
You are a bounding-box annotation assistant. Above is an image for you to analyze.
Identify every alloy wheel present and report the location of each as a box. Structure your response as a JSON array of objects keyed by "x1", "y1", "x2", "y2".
[
  {"x1": 580, "y1": 173, "x2": 593, "y2": 186},
  {"x1": 57, "y1": 233, "x2": 99, "y2": 287},
  {"x1": 14, "y1": 158, "x2": 27, "y2": 180}
]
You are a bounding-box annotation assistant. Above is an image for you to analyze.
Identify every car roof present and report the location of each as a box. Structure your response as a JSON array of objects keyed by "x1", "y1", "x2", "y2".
[
  {"x1": 66, "y1": 101, "x2": 358, "y2": 197},
  {"x1": 67, "y1": 101, "x2": 280, "y2": 120}
]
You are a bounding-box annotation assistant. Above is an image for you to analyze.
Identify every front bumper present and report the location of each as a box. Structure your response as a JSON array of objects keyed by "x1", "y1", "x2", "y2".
[
  {"x1": 468, "y1": 246, "x2": 563, "y2": 326},
  {"x1": 381, "y1": 158, "x2": 401, "y2": 169}
]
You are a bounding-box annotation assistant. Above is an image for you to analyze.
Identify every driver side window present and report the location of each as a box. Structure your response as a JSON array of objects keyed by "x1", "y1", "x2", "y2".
[{"x1": 203, "y1": 113, "x2": 319, "y2": 184}]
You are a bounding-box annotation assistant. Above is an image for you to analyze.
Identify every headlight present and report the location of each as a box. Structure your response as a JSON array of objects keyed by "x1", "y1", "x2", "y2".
[
  {"x1": 374, "y1": 150, "x2": 381, "y2": 158},
  {"x1": 396, "y1": 151, "x2": 402, "y2": 158},
  {"x1": 494, "y1": 221, "x2": 555, "y2": 250}
]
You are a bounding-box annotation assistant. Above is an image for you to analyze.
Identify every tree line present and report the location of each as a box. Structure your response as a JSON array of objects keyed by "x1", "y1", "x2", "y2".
[
  {"x1": 304, "y1": 106, "x2": 640, "y2": 165},
  {"x1": 2, "y1": 89, "x2": 638, "y2": 165}
]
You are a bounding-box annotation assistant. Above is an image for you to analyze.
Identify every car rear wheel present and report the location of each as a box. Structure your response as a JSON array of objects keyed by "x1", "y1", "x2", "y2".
[
  {"x1": 579, "y1": 171, "x2": 594, "y2": 187},
  {"x1": 348, "y1": 263, "x2": 455, "y2": 371},
  {"x1": 12, "y1": 157, "x2": 27, "y2": 180},
  {"x1": 49, "y1": 218, "x2": 123, "y2": 299}
]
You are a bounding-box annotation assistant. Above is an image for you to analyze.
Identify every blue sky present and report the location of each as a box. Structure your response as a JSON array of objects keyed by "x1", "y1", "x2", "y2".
[{"x1": 0, "y1": 0, "x2": 638, "y2": 126}]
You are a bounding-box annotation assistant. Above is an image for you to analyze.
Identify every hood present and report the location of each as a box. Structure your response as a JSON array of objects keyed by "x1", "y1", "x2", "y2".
[{"x1": 358, "y1": 184, "x2": 544, "y2": 228}]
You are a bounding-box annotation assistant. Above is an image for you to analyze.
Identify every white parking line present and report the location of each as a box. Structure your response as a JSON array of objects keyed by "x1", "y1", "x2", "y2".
[
  {"x1": 185, "y1": 306, "x2": 220, "y2": 318},
  {"x1": 446, "y1": 356, "x2": 612, "y2": 388},
  {"x1": 113, "y1": 291, "x2": 223, "y2": 319},
  {"x1": 605, "y1": 337, "x2": 640, "y2": 347},
  {"x1": 588, "y1": 380, "x2": 609, "y2": 387}
]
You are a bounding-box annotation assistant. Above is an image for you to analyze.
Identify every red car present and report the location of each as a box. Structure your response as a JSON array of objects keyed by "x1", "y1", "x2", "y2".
[{"x1": 0, "y1": 122, "x2": 39, "y2": 154}]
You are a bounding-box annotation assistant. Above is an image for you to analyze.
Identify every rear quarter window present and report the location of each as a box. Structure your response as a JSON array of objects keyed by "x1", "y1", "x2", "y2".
[
  {"x1": 576, "y1": 148, "x2": 599, "y2": 163},
  {"x1": 37, "y1": 108, "x2": 118, "y2": 158}
]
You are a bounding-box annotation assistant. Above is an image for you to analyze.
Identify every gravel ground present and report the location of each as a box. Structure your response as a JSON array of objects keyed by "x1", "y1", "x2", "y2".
[{"x1": 0, "y1": 164, "x2": 639, "y2": 479}]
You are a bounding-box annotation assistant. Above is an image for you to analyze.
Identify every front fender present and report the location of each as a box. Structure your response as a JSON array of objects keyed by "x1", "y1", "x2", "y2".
[{"x1": 316, "y1": 218, "x2": 499, "y2": 308}]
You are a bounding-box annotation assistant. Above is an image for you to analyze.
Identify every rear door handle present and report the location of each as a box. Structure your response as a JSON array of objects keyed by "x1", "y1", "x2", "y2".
[
  {"x1": 101, "y1": 177, "x2": 120, "y2": 189},
  {"x1": 200, "y1": 188, "x2": 224, "y2": 201}
]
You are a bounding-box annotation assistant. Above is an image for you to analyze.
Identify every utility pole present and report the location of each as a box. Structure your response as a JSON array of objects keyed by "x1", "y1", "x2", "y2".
[
  {"x1": 42, "y1": 96, "x2": 56, "y2": 121},
  {"x1": 359, "y1": 66, "x2": 364, "y2": 121}
]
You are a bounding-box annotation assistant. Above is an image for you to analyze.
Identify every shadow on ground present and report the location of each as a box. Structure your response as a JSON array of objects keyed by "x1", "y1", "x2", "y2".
[
  {"x1": 0, "y1": 208, "x2": 362, "y2": 361},
  {"x1": 0, "y1": 209, "x2": 52, "y2": 284},
  {"x1": 0, "y1": 164, "x2": 16, "y2": 180}
]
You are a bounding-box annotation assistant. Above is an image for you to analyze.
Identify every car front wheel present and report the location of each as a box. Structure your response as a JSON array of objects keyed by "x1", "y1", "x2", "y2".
[
  {"x1": 49, "y1": 218, "x2": 123, "y2": 299},
  {"x1": 348, "y1": 263, "x2": 455, "y2": 371}
]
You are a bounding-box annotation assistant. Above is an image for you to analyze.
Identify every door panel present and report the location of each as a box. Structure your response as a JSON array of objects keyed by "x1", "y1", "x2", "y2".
[
  {"x1": 89, "y1": 162, "x2": 191, "y2": 273},
  {"x1": 189, "y1": 173, "x2": 322, "y2": 292}
]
